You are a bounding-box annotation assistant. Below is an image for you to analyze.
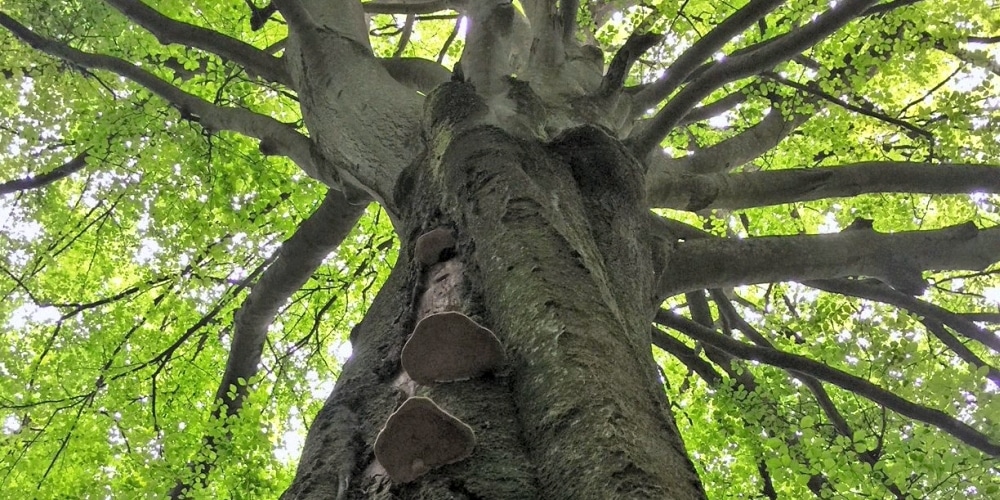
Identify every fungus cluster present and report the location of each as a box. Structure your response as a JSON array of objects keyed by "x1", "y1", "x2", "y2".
[{"x1": 373, "y1": 227, "x2": 506, "y2": 483}]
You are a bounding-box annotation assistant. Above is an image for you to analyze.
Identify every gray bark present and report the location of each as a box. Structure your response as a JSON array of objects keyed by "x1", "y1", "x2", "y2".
[{"x1": 283, "y1": 83, "x2": 706, "y2": 499}]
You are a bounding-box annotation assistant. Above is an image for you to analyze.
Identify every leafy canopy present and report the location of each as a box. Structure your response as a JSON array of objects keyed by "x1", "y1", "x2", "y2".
[{"x1": 1, "y1": 0, "x2": 999, "y2": 498}]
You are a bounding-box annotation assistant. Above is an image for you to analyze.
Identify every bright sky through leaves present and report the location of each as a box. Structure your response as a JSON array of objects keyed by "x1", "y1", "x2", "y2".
[{"x1": 0, "y1": 0, "x2": 998, "y2": 497}]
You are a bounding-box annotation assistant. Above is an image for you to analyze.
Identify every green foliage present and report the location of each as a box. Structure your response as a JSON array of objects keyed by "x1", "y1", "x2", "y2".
[
  {"x1": 2, "y1": 0, "x2": 999, "y2": 498},
  {"x1": 0, "y1": 5, "x2": 397, "y2": 496}
]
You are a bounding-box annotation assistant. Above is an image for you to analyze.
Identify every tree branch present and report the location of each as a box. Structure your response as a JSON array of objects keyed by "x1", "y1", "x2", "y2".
[
  {"x1": 628, "y1": 0, "x2": 879, "y2": 158},
  {"x1": 272, "y1": 0, "x2": 319, "y2": 32},
  {"x1": 646, "y1": 104, "x2": 810, "y2": 183},
  {"x1": 763, "y1": 72, "x2": 933, "y2": 141},
  {"x1": 709, "y1": 289, "x2": 909, "y2": 499},
  {"x1": 937, "y1": 43, "x2": 1000, "y2": 77},
  {"x1": 168, "y1": 187, "x2": 369, "y2": 498},
  {"x1": 379, "y1": 57, "x2": 451, "y2": 93},
  {"x1": 519, "y1": 0, "x2": 559, "y2": 59},
  {"x1": 597, "y1": 32, "x2": 664, "y2": 97},
  {"x1": 920, "y1": 319, "x2": 1000, "y2": 387},
  {"x1": 363, "y1": 0, "x2": 464, "y2": 14},
  {"x1": 631, "y1": 0, "x2": 787, "y2": 112},
  {"x1": 655, "y1": 309, "x2": 1000, "y2": 457},
  {"x1": 680, "y1": 290, "x2": 841, "y2": 496},
  {"x1": 805, "y1": 278, "x2": 1000, "y2": 353},
  {"x1": 651, "y1": 327, "x2": 723, "y2": 386},
  {"x1": 272, "y1": 0, "x2": 423, "y2": 204},
  {"x1": 643, "y1": 18, "x2": 908, "y2": 182},
  {"x1": 102, "y1": 0, "x2": 291, "y2": 86},
  {"x1": 647, "y1": 162, "x2": 1000, "y2": 211},
  {"x1": 673, "y1": 87, "x2": 750, "y2": 126},
  {"x1": 659, "y1": 223, "x2": 1000, "y2": 299},
  {"x1": 960, "y1": 312, "x2": 1000, "y2": 323},
  {"x1": 0, "y1": 151, "x2": 89, "y2": 195},
  {"x1": 861, "y1": 0, "x2": 921, "y2": 17},
  {"x1": 242, "y1": 0, "x2": 464, "y2": 28},
  {"x1": 218, "y1": 188, "x2": 367, "y2": 419},
  {"x1": 0, "y1": 12, "x2": 332, "y2": 184},
  {"x1": 392, "y1": 13, "x2": 416, "y2": 57}
]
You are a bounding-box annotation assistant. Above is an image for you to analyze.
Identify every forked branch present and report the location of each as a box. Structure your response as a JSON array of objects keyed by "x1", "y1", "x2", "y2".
[{"x1": 629, "y1": 0, "x2": 879, "y2": 157}]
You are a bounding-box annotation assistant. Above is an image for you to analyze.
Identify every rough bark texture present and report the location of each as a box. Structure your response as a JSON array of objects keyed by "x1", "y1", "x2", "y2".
[{"x1": 283, "y1": 83, "x2": 706, "y2": 499}]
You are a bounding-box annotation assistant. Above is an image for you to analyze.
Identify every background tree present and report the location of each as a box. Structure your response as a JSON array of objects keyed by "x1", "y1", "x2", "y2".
[{"x1": 1, "y1": 0, "x2": 998, "y2": 498}]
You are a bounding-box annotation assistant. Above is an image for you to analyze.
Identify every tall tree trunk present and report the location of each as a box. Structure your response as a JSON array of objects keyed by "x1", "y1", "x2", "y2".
[{"x1": 283, "y1": 83, "x2": 706, "y2": 499}]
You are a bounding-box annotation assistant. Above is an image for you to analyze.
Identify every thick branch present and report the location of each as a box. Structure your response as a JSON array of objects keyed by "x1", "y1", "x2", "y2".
[
  {"x1": 363, "y1": 0, "x2": 464, "y2": 14},
  {"x1": 102, "y1": 0, "x2": 291, "y2": 86},
  {"x1": 861, "y1": 0, "x2": 921, "y2": 16},
  {"x1": 168, "y1": 187, "x2": 368, "y2": 498},
  {"x1": 655, "y1": 310, "x2": 1000, "y2": 457},
  {"x1": 271, "y1": 0, "x2": 318, "y2": 31},
  {"x1": 379, "y1": 57, "x2": 451, "y2": 93},
  {"x1": 560, "y1": 0, "x2": 579, "y2": 41},
  {"x1": 274, "y1": 0, "x2": 423, "y2": 204},
  {"x1": 647, "y1": 162, "x2": 1000, "y2": 211},
  {"x1": 659, "y1": 223, "x2": 1000, "y2": 299},
  {"x1": 521, "y1": 0, "x2": 562, "y2": 69},
  {"x1": 461, "y1": 0, "x2": 528, "y2": 96},
  {"x1": 644, "y1": 29, "x2": 910, "y2": 184},
  {"x1": 0, "y1": 151, "x2": 88, "y2": 195},
  {"x1": 0, "y1": 12, "x2": 331, "y2": 183},
  {"x1": 643, "y1": 21, "x2": 905, "y2": 182},
  {"x1": 961, "y1": 312, "x2": 1000, "y2": 323},
  {"x1": 242, "y1": 0, "x2": 464, "y2": 27},
  {"x1": 217, "y1": 188, "x2": 367, "y2": 418},
  {"x1": 629, "y1": 0, "x2": 879, "y2": 157},
  {"x1": 276, "y1": 0, "x2": 371, "y2": 48},
  {"x1": 647, "y1": 106, "x2": 810, "y2": 183},
  {"x1": 632, "y1": 0, "x2": 787, "y2": 111}
]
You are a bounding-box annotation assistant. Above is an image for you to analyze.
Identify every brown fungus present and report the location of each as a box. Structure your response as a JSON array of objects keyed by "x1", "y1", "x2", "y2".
[
  {"x1": 373, "y1": 397, "x2": 476, "y2": 483},
  {"x1": 402, "y1": 311, "x2": 506, "y2": 384},
  {"x1": 414, "y1": 227, "x2": 456, "y2": 266}
]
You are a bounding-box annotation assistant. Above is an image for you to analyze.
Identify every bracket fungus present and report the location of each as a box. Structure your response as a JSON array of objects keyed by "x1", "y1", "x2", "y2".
[
  {"x1": 374, "y1": 397, "x2": 476, "y2": 483},
  {"x1": 402, "y1": 311, "x2": 506, "y2": 384},
  {"x1": 414, "y1": 227, "x2": 456, "y2": 266}
]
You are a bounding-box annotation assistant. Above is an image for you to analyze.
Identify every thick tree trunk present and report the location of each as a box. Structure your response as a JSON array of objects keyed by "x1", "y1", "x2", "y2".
[{"x1": 283, "y1": 83, "x2": 706, "y2": 499}]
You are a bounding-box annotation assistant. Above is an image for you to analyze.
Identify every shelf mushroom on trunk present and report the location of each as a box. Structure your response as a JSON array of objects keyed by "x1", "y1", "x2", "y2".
[
  {"x1": 373, "y1": 397, "x2": 477, "y2": 483},
  {"x1": 373, "y1": 225, "x2": 507, "y2": 483},
  {"x1": 402, "y1": 311, "x2": 506, "y2": 384},
  {"x1": 413, "y1": 227, "x2": 457, "y2": 266}
]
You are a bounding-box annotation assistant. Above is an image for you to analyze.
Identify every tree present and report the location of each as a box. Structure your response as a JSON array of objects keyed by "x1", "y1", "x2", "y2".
[{"x1": 1, "y1": 0, "x2": 998, "y2": 497}]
